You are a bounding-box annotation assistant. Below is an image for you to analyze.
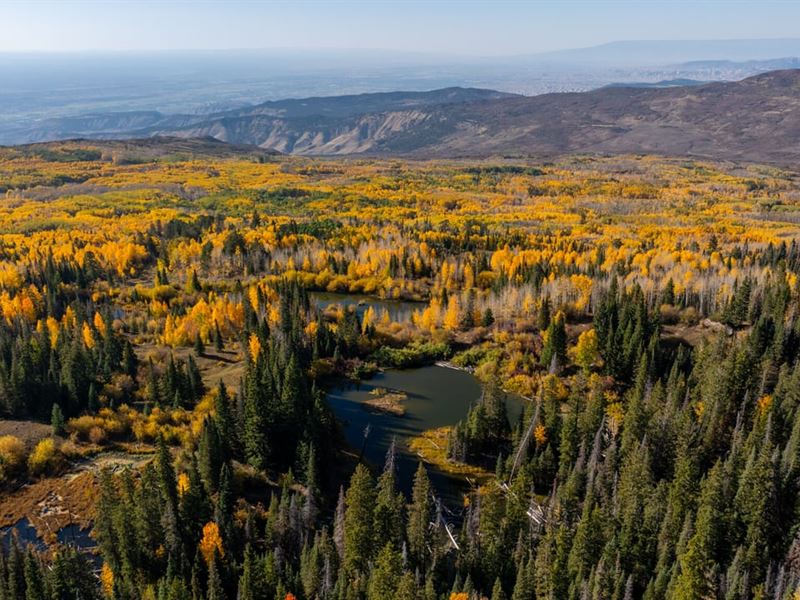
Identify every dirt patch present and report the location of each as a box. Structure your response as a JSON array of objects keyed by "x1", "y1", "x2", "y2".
[
  {"x1": 661, "y1": 321, "x2": 732, "y2": 347},
  {"x1": 0, "y1": 421, "x2": 55, "y2": 451},
  {"x1": 67, "y1": 451, "x2": 154, "y2": 479}
]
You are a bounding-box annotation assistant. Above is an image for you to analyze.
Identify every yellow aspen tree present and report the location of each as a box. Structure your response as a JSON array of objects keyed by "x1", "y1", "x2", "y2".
[
  {"x1": 362, "y1": 305, "x2": 375, "y2": 333},
  {"x1": 463, "y1": 262, "x2": 475, "y2": 289},
  {"x1": 443, "y1": 295, "x2": 461, "y2": 331},
  {"x1": 176, "y1": 473, "x2": 190, "y2": 497},
  {"x1": 249, "y1": 333, "x2": 262, "y2": 362},
  {"x1": 82, "y1": 322, "x2": 96, "y2": 349},
  {"x1": 199, "y1": 522, "x2": 224, "y2": 565},
  {"x1": 571, "y1": 328, "x2": 599, "y2": 372},
  {"x1": 93, "y1": 311, "x2": 107, "y2": 338},
  {"x1": 100, "y1": 563, "x2": 115, "y2": 598}
]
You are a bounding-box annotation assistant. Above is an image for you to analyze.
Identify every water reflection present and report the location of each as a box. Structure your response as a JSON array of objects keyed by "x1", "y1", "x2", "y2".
[
  {"x1": 310, "y1": 291, "x2": 422, "y2": 323},
  {"x1": 1, "y1": 517, "x2": 98, "y2": 566},
  {"x1": 0, "y1": 518, "x2": 46, "y2": 551}
]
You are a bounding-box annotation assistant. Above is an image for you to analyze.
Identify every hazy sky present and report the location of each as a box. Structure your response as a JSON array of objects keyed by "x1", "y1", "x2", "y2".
[{"x1": 1, "y1": 0, "x2": 799, "y2": 56}]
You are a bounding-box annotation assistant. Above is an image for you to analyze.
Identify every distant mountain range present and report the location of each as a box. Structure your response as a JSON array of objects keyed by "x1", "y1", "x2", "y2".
[
  {"x1": 1, "y1": 88, "x2": 518, "y2": 151},
  {"x1": 602, "y1": 79, "x2": 710, "y2": 89},
  {"x1": 2, "y1": 39, "x2": 800, "y2": 141},
  {"x1": 380, "y1": 69, "x2": 800, "y2": 163},
  {"x1": 5, "y1": 69, "x2": 800, "y2": 165},
  {"x1": 521, "y1": 39, "x2": 800, "y2": 66}
]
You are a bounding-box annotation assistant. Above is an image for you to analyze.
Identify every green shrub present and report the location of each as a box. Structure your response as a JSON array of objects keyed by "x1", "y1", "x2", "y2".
[{"x1": 371, "y1": 341, "x2": 450, "y2": 368}]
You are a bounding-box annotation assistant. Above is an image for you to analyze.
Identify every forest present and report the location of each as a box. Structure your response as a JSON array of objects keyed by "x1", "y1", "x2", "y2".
[{"x1": 1, "y1": 142, "x2": 800, "y2": 600}]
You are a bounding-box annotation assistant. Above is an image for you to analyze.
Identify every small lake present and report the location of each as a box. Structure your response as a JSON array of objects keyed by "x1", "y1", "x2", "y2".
[
  {"x1": 1, "y1": 518, "x2": 97, "y2": 566},
  {"x1": 327, "y1": 365, "x2": 524, "y2": 509},
  {"x1": 310, "y1": 291, "x2": 422, "y2": 323}
]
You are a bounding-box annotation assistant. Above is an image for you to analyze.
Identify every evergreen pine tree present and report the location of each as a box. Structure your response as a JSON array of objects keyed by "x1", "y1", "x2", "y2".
[
  {"x1": 343, "y1": 464, "x2": 375, "y2": 576},
  {"x1": 407, "y1": 462, "x2": 433, "y2": 570},
  {"x1": 50, "y1": 403, "x2": 64, "y2": 436},
  {"x1": 366, "y1": 544, "x2": 402, "y2": 600}
]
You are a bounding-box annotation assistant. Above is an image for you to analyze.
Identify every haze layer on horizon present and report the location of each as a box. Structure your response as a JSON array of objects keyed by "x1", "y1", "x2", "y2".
[{"x1": 2, "y1": 0, "x2": 799, "y2": 56}]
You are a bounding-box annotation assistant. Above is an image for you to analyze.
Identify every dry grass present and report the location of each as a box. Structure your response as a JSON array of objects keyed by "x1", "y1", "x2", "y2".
[
  {"x1": 136, "y1": 341, "x2": 246, "y2": 392},
  {"x1": 0, "y1": 449, "x2": 154, "y2": 541},
  {"x1": 363, "y1": 388, "x2": 407, "y2": 416},
  {"x1": 0, "y1": 472, "x2": 97, "y2": 540}
]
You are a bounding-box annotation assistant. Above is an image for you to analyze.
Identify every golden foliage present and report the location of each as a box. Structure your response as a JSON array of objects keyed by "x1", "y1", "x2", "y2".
[
  {"x1": 533, "y1": 424, "x2": 548, "y2": 447},
  {"x1": 177, "y1": 472, "x2": 190, "y2": 497},
  {"x1": 0, "y1": 435, "x2": 26, "y2": 481},
  {"x1": 199, "y1": 521, "x2": 224, "y2": 565},
  {"x1": 571, "y1": 328, "x2": 599, "y2": 372},
  {"x1": 100, "y1": 563, "x2": 115, "y2": 598},
  {"x1": 27, "y1": 437, "x2": 62, "y2": 476},
  {"x1": 249, "y1": 333, "x2": 262, "y2": 362}
]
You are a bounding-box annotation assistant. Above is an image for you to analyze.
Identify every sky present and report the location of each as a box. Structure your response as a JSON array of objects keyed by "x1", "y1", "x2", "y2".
[{"x1": 1, "y1": 0, "x2": 799, "y2": 56}]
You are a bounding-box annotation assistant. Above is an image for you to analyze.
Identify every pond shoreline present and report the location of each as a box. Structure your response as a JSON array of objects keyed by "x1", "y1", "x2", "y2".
[{"x1": 324, "y1": 364, "x2": 524, "y2": 509}]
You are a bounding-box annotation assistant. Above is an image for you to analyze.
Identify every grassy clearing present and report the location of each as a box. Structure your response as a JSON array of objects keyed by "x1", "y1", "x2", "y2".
[{"x1": 407, "y1": 426, "x2": 493, "y2": 484}]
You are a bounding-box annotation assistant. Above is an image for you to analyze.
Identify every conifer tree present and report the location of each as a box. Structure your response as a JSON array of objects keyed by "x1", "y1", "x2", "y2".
[
  {"x1": 50, "y1": 402, "x2": 64, "y2": 436},
  {"x1": 213, "y1": 381, "x2": 235, "y2": 461},
  {"x1": 242, "y1": 375, "x2": 267, "y2": 471},
  {"x1": 366, "y1": 544, "x2": 402, "y2": 600},
  {"x1": 541, "y1": 311, "x2": 567, "y2": 371},
  {"x1": 343, "y1": 464, "x2": 375, "y2": 576},
  {"x1": 407, "y1": 463, "x2": 433, "y2": 570},
  {"x1": 373, "y1": 442, "x2": 405, "y2": 549},
  {"x1": 674, "y1": 463, "x2": 725, "y2": 599}
]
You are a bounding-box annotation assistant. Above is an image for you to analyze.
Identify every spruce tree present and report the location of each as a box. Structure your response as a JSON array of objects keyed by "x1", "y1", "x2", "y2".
[
  {"x1": 407, "y1": 462, "x2": 433, "y2": 570},
  {"x1": 194, "y1": 335, "x2": 205, "y2": 357},
  {"x1": 213, "y1": 381, "x2": 235, "y2": 461},
  {"x1": 50, "y1": 402, "x2": 64, "y2": 436},
  {"x1": 540, "y1": 311, "x2": 567, "y2": 371},
  {"x1": 366, "y1": 544, "x2": 402, "y2": 600},
  {"x1": 242, "y1": 375, "x2": 267, "y2": 471},
  {"x1": 343, "y1": 464, "x2": 375, "y2": 576},
  {"x1": 674, "y1": 463, "x2": 725, "y2": 599},
  {"x1": 491, "y1": 577, "x2": 507, "y2": 600}
]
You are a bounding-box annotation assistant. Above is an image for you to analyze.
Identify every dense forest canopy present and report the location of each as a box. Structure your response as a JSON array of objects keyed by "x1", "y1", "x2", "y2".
[{"x1": 1, "y1": 143, "x2": 800, "y2": 599}]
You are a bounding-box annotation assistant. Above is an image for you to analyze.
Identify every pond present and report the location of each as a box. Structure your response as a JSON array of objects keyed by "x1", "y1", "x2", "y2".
[
  {"x1": 310, "y1": 291, "x2": 422, "y2": 323},
  {"x1": 326, "y1": 365, "x2": 525, "y2": 510},
  {"x1": 1, "y1": 518, "x2": 97, "y2": 566},
  {"x1": 0, "y1": 518, "x2": 45, "y2": 552}
]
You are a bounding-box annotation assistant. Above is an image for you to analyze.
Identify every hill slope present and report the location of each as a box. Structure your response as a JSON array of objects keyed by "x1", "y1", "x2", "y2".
[
  {"x1": 144, "y1": 69, "x2": 800, "y2": 163},
  {"x1": 4, "y1": 88, "x2": 516, "y2": 149},
  {"x1": 6, "y1": 70, "x2": 800, "y2": 164},
  {"x1": 370, "y1": 69, "x2": 800, "y2": 162}
]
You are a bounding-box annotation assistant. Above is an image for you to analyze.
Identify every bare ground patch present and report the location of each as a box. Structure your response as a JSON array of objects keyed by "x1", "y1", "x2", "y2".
[{"x1": 0, "y1": 420, "x2": 55, "y2": 450}]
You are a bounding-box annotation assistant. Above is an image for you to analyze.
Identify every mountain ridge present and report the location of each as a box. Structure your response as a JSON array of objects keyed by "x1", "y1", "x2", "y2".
[
  {"x1": 5, "y1": 87, "x2": 516, "y2": 146},
  {"x1": 4, "y1": 70, "x2": 800, "y2": 164},
  {"x1": 154, "y1": 68, "x2": 800, "y2": 164}
]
